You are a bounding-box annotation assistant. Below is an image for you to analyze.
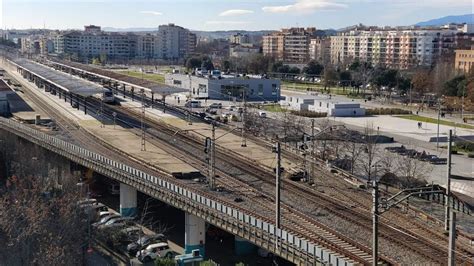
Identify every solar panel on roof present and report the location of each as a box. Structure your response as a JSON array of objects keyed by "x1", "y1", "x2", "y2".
[{"x1": 11, "y1": 59, "x2": 106, "y2": 97}]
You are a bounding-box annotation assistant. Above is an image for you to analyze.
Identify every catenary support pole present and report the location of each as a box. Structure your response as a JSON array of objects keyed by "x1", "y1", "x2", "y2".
[
  {"x1": 209, "y1": 123, "x2": 216, "y2": 190},
  {"x1": 274, "y1": 141, "x2": 281, "y2": 250},
  {"x1": 437, "y1": 99, "x2": 441, "y2": 150},
  {"x1": 241, "y1": 87, "x2": 247, "y2": 147},
  {"x1": 275, "y1": 141, "x2": 281, "y2": 229},
  {"x1": 448, "y1": 211, "x2": 456, "y2": 266},
  {"x1": 372, "y1": 180, "x2": 379, "y2": 266},
  {"x1": 445, "y1": 129, "x2": 452, "y2": 231},
  {"x1": 310, "y1": 119, "x2": 315, "y2": 184}
]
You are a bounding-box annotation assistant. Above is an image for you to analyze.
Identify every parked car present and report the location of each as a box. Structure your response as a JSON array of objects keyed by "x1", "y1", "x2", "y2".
[
  {"x1": 100, "y1": 217, "x2": 134, "y2": 227},
  {"x1": 136, "y1": 242, "x2": 174, "y2": 262},
  {"x1": 127, "y1": 233, "x2": 166, "y2": 255},
  {"x1": 99, "y1": 219, "x2": 135, "y2": 230},
  {"x1": 258, "y1": 111, "x2": 267, "y2": 118},
  {"x1": 92, "y1": 214, "x2": 120, "y2": 228},
  {"x1": 209, "y1": 103, "x2": 222, "y2": 109}
]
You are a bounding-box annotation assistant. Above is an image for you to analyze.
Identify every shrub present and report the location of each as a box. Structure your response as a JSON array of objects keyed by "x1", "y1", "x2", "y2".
[
  {"x1": 290, "y1": 110, "x2": 327, "y2": 117},
  {"x1": 468, "y1": 153, "x2": 474, "y2": 158},
  {"x1": 455, "y1": 141, "x2": 474, "y2": 152},
  {"x1": 366, "y1": 108, "x2": 411, "y2": 115}
]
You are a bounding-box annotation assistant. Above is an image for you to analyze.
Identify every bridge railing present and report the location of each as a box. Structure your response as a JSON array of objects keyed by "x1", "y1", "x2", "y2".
[{"x1": 0, "y1": 117, "x2": 354, "y2": 266}]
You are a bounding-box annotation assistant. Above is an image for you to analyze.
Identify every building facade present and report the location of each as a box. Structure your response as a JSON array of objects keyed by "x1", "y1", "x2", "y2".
[
  {"x1": 53, "y1": 24, "x2": 196, "y2": 61},
  {"x1": 330, "y1": 28, "x2": 465, "y2": 69},
  {"x1": 165, "y1": 74, "x2": 281, "y2": 102},
  {"x1": 455, "y1": 48, "x2": 474, "y2": 73},
  {"x1": 229, "y1": 44, "x2": 260, "y2": 58},
  {"x1": 230, "y1": 33, "x2": 250, "y2": 44},
  {"x1": 156, "y1": 23, "x2": 196, "y2": 60},
  {"x1": 309, "y1": 37, "x2": 331, "y2": 64},
  {"x1": 263, "y1": 28, "x2": 316, "y2": 63}
]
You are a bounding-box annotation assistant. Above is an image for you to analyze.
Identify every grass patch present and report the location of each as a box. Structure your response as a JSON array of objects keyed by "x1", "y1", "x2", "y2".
[
  {"x1": 261, "y1": 104, "x2": 287, "y2": 112},
  {"x1": 117, "y1": 70, "x2": 165, "y2": 84},
  {"x1": 395, "y1": 115, "x2": 474, "y2": 130}
]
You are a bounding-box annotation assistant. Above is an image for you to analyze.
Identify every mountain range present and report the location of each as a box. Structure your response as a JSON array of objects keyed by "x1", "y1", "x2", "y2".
[{"x1": 415, "y1": 14, "x2": 473, "y2": 26}]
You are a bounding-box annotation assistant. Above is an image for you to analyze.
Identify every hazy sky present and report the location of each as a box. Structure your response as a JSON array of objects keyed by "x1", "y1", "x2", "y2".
[{"x1": 1, "y1": 0, "x2": 472, "y2": 31}]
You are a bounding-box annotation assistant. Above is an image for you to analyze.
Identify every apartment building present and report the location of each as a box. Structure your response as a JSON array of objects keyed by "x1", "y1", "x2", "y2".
[
  {"x1": 262, "y1": 34, "x2": 283, "y2": 60},
  {"x1": 330, "y1": 28, "x2": 464, "y2": 69},
  {"x1": 53, "y1": 24, "x2": 196, "y2": 61},
  {"x1": 455, "y1": 48, "x2": 474, "y2": 73},
  {"x1": 230, "y1": 33, "x2": 250, "y2": 44},
  {"x1": 309, "y1": 37, "x2": 331, "y2": 64},
  {"x1": 156, "y1": 23, "x2": 196, "y2": 60},
  {"x1": 263, "y1": 27, "x2": 315, "y2": 63}
]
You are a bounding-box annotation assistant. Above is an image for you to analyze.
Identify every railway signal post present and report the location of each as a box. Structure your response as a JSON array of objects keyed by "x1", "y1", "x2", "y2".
[
  {"x1": 448, "y1": 211, "x2": 456, "y2": 266},
  {"x1": 445, "y1": 130, "x2": 452, "y2": 231},
  {"x1": 273, "y1": 141, "x2": 282, "y2": 249},
  {"x1": 372, "y1": 180, "x2": 379, "y2": 266},
  {"x1": 209, "y1": 123, "x2": 216, "y2": 190}
]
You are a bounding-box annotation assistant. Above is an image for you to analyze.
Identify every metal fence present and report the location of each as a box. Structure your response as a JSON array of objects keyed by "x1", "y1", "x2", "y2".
[{"x1": 0, "y1": 117, "x2": 353, "y2": 266}]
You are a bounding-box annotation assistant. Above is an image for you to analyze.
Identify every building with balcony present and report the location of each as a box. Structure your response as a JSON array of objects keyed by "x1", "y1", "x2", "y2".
[
  {"x1": 330, "y1": 27, "x2": 466, "y2": 69},
  {"x1": 455, "y1": 48, "x2": 474, "y2": 74},
  {"x1": 263, "y1": 28, "x2": 316, "y2": 63}
]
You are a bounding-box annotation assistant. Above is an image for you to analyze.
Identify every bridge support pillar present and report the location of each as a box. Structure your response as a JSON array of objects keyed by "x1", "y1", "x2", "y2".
[
  {"x1": 185, "y1": 213, "x2": 205, "y2": 257},
  {"x1": 119, "y1": 183, "x2": 137, "y2": 217},
  {"x1": 234, "y1": 236, "x2": 257, "y2": 255}
]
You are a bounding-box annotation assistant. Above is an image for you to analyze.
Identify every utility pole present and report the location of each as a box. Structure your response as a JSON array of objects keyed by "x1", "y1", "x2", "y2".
[
  {"x1": 241, "y1": 87, "x2": 247, "y2": 147},
  {"x1": 209, "y1": 123, "x2": 216, "y2": 190},
  {"x1": 448, "y1": 211, "x2": 456, "y2": 266},
  {"x1": 437, "y1": 98, "x2": 441, "y2": 151},
  {"x1": 274, "y1": 141, "x2": 281, "y2": 229},
  {"x1": 445, "y1": 129, "x2": 452, "y2": 231},
  {"x1": 309, "y1": 119, "x2": 315, "y2": 185},
  {"x1": 274, "y1": 141, "x2": 281, "y2": 249},
  {"x1": 372, "y1": 180, "x2": 379, "y2": 266},
  {"x1": 99, "y1": 97, "x2": 104, "y2": 128},
  {"x1": 141, "y1": 89, "x2": 146, "y2": 151}
]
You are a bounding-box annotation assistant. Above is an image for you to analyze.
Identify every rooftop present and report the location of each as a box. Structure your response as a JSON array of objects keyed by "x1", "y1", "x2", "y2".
[{"x1": 11, "y1": 58, "x2": 106, "y2": 97}]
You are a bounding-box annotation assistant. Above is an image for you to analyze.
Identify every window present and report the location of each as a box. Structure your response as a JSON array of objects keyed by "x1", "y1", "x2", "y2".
[
  {"x1": 271, "y1": 84, "x2": 278, "y2": 95},
  {"x1": 258, "y1": 86, "x2": 264, "y2": 96},
  {"x1": 198, "y1": 84, "x2": 207, "y2": 93}
]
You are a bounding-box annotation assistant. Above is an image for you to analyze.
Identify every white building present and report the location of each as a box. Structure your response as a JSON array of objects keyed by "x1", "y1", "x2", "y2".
[
  {"x1": 165, "y1": 73, "x2": 281, "y2": 102},
  {"x1": 281, "y1": 94, "x2": 315, "y2": 111},
  {"x1": 229, "y1": 44, "x2": 260, "y2": 58},
  {"x1": 281, "y1": 93, "x2": 365, "y2": 117},
  {"x1": 310, "y1": 100, "x2": 365, "y2": 117}
]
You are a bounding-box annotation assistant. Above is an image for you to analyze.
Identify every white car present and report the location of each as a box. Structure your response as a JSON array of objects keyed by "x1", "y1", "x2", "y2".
[{"x1": 136, "y1": 242, "x2": 174, "y2": 262}]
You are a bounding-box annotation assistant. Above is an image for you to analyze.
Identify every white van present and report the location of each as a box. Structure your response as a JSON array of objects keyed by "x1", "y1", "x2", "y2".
[
  {"x1": 258, "y1": 111, "x2": 267, "y2": 118},
  {"x1": 185, "y1": 100, "x2": 201, "y2": 108}
]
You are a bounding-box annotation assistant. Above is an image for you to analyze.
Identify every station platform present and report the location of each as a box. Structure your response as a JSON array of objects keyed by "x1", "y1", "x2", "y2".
[{"x1": 3, "y1": 63, "x2": 199, "y2": 178}]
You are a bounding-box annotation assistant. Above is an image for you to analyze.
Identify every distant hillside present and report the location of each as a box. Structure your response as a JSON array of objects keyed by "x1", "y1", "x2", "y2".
[{"x1": 415, "y1": 14, "x2": 473, "y2": 26}]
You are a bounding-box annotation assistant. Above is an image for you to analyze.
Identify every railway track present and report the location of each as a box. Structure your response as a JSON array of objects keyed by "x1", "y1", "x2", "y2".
[
  {"x1": 4, "y1": 63, "x2": 374, "y2": 264},
  {"x1": 80, "y1": 98, "x2": 381, "y2": 264},
  {"x1": 10, "y1": 59, "x2": 473, "y2": 264},
  {"x1": 94, "y1": 98, "x2": 474, "y2": 265}
]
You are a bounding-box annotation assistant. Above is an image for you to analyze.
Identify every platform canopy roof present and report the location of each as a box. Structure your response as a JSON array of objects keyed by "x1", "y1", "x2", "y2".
[
  {"x1": 49, "y1": 59, "x2": 188, "y2": 96},
  {"x1": 11, "y1": 58, "x2": 106, "y2": 97}
]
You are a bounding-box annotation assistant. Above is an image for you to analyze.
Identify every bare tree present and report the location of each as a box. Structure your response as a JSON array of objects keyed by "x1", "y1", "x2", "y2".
[
  {"x1": 0, "y1": 174, "x2": 87, "y2": 265},
  {"x1": 357, "y1": 123, "x2": 383, "y2": 182},
  {"x1": 344, "y1": 141, "x2": 364, "y2": 175},
  {"x1": 394, "y1": 154, "x2": 432, "y2": 188}
]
